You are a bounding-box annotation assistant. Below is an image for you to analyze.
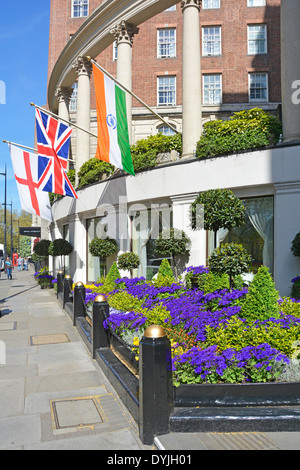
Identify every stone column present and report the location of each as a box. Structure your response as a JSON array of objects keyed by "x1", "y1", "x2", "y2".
[
  {"x1": 181, "y1": 0, "x2": 202, "y2": 158},
  {"x1": 55, "y1": 86, "x2": 73, "y2": 169},
  {"x1": 72, "y1": 56, "x2": 92, "y2": 178},
  {"x1": 68, "y1": 213, "x2": 87, "y2": 284},
  {"x1": 110, "y1": 21, "x2": 139, "y2": 144},
  {"x1": 281, "y1": 0, "x2": 300, "y2": 143}
]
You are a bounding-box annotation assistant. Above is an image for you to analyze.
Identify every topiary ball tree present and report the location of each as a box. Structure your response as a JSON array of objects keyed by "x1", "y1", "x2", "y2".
[
  {"x1": 155, "y1": 227, "x2": 190, "y2": 280},
  {"x1": 117, "y1": 252, "x2": 140, "y2": 278},
  {"x1": 209, "y1": 242, "x2": 251, "y2": 291},
  {"x1": 88, "y1": 237, "x2": 118, "y2": 277},
  {"x1": 33, "y1": 239, "x2": 51, "y2": 267},
  {"x1": 190, "y1": 188, "x2": 246, "y2": 249},
  {"x1": 49, "y1": 238, "x2": 73, "y2": 271}
]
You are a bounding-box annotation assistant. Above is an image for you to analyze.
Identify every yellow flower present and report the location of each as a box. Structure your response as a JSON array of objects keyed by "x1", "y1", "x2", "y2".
[{"x1": 133, "y1": 337, "x2": 140, "y2": 346}]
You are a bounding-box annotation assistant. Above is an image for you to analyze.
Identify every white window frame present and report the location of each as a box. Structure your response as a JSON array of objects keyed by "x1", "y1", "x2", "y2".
[
  {"x1": 113, "y1": 40, "x2": 118, "y2": 61},
  {"x1": 249, "y1": 73, "x2": 268, "y2": 103},
  {"x1": 202, "y1": 26, "x2": 221, "y2": 56},
  {"x1": 165, "y1": 5, "x2": 176, "y2": 11},
  {"x1": 203, "y1": 74, "x2": 222, "y2": 105},
  {"x1": 157, "y1": 76, "x2": 176, "y2": 106},
  {"x1": 203, "y1": 0, "x2": 220, "y2": 9},
  {"x1": 157, "y1": 125, "x2": 176, "y2": 136},
  {"x1": 248, "y1": 24, "x2": 267, "y2": 55},
  {"x1": 72, "y1": 0, "x2": 89, "y2": 18},
  {"x1": 69, "y1": 82, "x2": 78, "y2": 111},
  {"x1": 157, "y1": 28, "x2": 176, "y2": 59},
  {"x1": 247, "y1": 0, "x2": 266, "y2": 7}
]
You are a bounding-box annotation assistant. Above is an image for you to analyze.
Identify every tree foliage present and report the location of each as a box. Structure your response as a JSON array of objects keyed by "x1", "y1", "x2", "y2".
[
  {"x1": 155, "y1": 227, "x2": 190, "y2": 278},
  {"x1": 209, "y1": 243, "x2": 251, "y2": 290},
  {"x1": 49, "y1": 238, "x2": 73, "y2": 256}
]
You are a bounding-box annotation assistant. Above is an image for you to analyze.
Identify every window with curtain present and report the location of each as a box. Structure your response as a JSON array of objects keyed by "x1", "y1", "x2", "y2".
[
  {"x1": 131, "y1": 205, "x2": 173, "y2": 279},
  {"x1": 62, "y1": 224, "x2": 70, "y2": 275},
  {"x1": 207, "y1": 196, "x2": 274, "y2": 274},
  {"x1": 86, "y1": 217, "x2": 108, "y2": 282}
]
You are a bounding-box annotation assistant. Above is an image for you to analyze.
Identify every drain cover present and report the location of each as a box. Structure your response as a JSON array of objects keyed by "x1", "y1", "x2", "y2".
[
  {"x1": 30, "y1": 333, "x2": 70, "y2": 345},
  {"x1": 51, "y1": 397, "x2": 103, "y2": 429}
]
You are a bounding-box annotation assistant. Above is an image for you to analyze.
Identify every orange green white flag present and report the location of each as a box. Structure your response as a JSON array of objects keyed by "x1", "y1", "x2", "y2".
[{"x1": 92, "y1": 63, "x2": 135, "y2": 176}]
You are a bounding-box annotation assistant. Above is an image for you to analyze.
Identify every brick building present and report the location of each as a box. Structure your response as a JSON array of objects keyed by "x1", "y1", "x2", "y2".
[{"x1": 47, "y1": 0, "x2": 281, "y2": 144}]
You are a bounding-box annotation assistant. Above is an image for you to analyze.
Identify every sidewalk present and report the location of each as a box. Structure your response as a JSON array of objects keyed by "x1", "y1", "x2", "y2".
[{"x1": 1, "y1": 269, "x2": 300, "y2": 450}]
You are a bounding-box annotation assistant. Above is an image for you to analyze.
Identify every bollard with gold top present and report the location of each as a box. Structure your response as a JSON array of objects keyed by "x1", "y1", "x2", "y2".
[
  {"x1": 56, "y1": 270, "x2": 64, "y2": 299},
  {"x1": 73, "y1": 281, "x2": 86, "y2": 326},
  {"x1": 138, "y1": 324, "x2": 174, "y2": 445},
  {"x1": 92, "y1": 294, "x2": 110, "y2": 358},
  {"x1": 63, "y1": 274, "x2": 73, "y2": 308}
]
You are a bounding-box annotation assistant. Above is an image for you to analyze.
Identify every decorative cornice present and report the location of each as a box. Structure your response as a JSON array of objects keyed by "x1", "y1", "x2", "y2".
[{"x1": 55, "y1": 86, "x2": 73, "y2": 104}]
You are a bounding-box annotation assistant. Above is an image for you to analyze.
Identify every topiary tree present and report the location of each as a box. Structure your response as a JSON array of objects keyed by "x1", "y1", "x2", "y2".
[
  {"x1": 155, "y1": 258, "x2": 175, "y2": 286},
  {"x1": 103, "y1": 261, "x2": 121, "y2": 291},
  {"x1": 239, "y1": 265, "x2": 280, "y2": 322},
  {"x1": 117, "y1": 252, "x2": 140, "y2": 278},
  {"x1": 209, "y1": 242, "x2": 251, "y2": 291},
  {"x1": 77, "y1": 158, "x2": 114, "y2": 188},
  {"x1": 49, "y1": 238, "x2": 73, "y2": 271},
  {"x1": 33, "y1": 239, "x2": 51, "y2": 267},
  {"x1": 88, "y1": 236, "x2": 118, "y2": 277},
  {"x1": 190, "y1": 188, "x2": 245, "y2": 249},
  {"x1": 154, "y1": 227, "x2": 190, "y2": 280}
]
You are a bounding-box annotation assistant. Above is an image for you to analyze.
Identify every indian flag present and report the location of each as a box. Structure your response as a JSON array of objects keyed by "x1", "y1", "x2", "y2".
[{"x1": 93, "y1": 63, "x2": 135, "y2": 176}]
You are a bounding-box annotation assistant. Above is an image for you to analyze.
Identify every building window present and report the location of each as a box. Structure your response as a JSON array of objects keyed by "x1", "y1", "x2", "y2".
[
  {"x1": 69, "y1": 82, "x2": 78, "y2": 112},
  {"x1": 203, "y1": 0, "x2": 220, "y2": 8},
  {"x1": 248, "y1": 25, "x2": 267, "y2": 54},
  {"x1": 72, "y1": 0, "x2": 88, "y2": 18},
  {"x1": 203, "y1": 74, "x2": 222, "y2": 105},
  {"x1": 215, "y1": 196, "x2": 274, "y2": 275},
  {"x1": 157, "y1": 29, "x2": 176, "y2": 58},
  {"x1": 165, "y1": 5, "x2": 176, "y2": 11},
  {"x1": 131, "y1": 206, "x2": 173, "y2": 279},
  {"x1": 157, "y1": 76, "x2": 176, "y2": 106},
  {"x1": 249, "y1": 73, "x2": 268, "y2": 102},
  {"x1": 202, "y1": 26, "x2": 221, "y2": 56},
  {"x1": 158, "y1": 125, "x2": 176, "y2": 136},
  {"x1": 247, "y1": 0, "x2": 266, "y2": 6}
]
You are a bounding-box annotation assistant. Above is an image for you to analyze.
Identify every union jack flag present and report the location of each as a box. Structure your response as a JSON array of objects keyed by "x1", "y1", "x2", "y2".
[{"x1": 35, "y1": 108, "x2": 78, "y2": 198}]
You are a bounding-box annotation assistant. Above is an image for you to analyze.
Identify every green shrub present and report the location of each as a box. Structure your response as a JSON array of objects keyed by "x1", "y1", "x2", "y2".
[
  {"x1": 88, "y1": 237, "x2": 118, "y2": 277},
  {"x1": 33, "y1": 239, "x2": 51, "y2": 259},
  {"x1": 196, "y1": 108, "x2": 282, "y2": 159},
  {"x1": 49, "y1": 238, "x2": 73, "y2": 257},
  {"x1": 209, "y1": 243, "x2": 251, "y2": 290},
  {"x1": 291, "y1": 232, "x2": 300, "y2": 258},
  {"x1": 291, "y1": 279, "x2": 300, "y2": 300},
  {"x1": 155, "y1": 228, "x2": 190, "y2": 279},
  {"x1": 280, "y1": 297, "x2": 300, "y2": 317},
  {"x1": 77, "y1": 158, "x2": 114, "y2": 188},
  {"x1": 239, "y1": 266, "x2": 280, "y2": 321},
  {"x1": 117, "y1": 252, "x2": 140, "y2": 272},
  {"x1": 205, "y1": 316, "x2": 300, "y2": 358},
  {"x1": 130, "y1": 133, "x2": 182, "y2": 172}
]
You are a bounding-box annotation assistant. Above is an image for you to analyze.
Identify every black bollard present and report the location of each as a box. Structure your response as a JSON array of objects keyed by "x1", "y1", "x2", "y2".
[
  {"x1": 139, "y1": 325, "x2": 174, "y2": 445},
  {"x1": 92, "y1": 295, "x2": 110, "y2": 358},
  {"x1": 57, "y1": 271, "x2": 64, "y2": 299},
  {"x1": 73, "y1": 281, "x2": 86, "y2": 326},
  {"x1": 63, "y1": 275, "x2": 73, "y2": 308}
]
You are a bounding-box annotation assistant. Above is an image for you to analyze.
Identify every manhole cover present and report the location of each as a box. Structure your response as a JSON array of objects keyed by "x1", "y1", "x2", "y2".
[
  {"x1": 51, "y1": 397, "x2": 103, "y2": 429},
  {"x1": 30, "y1": 333, "x2": 70, "y2": 345}
]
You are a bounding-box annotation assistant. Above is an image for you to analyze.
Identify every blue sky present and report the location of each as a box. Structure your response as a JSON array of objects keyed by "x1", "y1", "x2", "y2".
[{"x1": 0, "y1": 1, "x2": 50, "y2": 214}]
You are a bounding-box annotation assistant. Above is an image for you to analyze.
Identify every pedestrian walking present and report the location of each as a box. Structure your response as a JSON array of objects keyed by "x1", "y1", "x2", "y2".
[
  {"x1": 5, "y1": 257, "x2": 13, "y2": 280},
  {"x1": 17, "y1": 257, "x2": 23, "y2": 271},
  {"x1": 24, "y1": 258, "x2": 28, "y2": 270}
]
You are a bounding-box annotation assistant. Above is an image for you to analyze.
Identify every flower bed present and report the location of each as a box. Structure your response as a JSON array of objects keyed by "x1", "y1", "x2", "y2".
[
  {"x1": 81, "y1": 266, "x2": 300, "y2": 386},
  {"x1": 34, "y1": 267, "x2": 55, "y2": 288}
]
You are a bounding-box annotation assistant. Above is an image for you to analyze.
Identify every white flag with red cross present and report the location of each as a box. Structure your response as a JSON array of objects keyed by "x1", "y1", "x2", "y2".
[{"x1": 8, "y1": 144, "x2": 52, "y2": 221}]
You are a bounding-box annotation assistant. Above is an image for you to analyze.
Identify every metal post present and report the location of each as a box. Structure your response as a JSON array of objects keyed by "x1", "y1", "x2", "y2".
[
  {"x1": 92, "y1": 295, "x2": 110, "y2": 358},
  {"x1": 73, "y1": 281, "x2": 86, "y2": 326},
  {"x1": 0, "y1": 166, "x2": 7, "y2": 259},
  {"x1": 63, "y1": 274, "x2": 73, "y2": 308},
  {"x1": 57, "y1": 270, "x2": 64, "y2": 299},
  {"x1": 139, "y1": 325, "x2": 174, "y2": 445}
]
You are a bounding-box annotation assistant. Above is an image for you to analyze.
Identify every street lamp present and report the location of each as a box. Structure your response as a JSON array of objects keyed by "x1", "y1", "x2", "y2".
[
  {"x1": 0, "y1": 166, "x2": 7, "y2": 259},
  {"x1": 4, "y1": 199, "x2": 13, "y2": 255}
]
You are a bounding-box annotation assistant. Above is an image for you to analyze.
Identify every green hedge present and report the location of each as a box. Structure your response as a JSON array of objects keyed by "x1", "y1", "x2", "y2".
[{"x1": 196, "y1": 108, "x2": 282, "y2": 160}]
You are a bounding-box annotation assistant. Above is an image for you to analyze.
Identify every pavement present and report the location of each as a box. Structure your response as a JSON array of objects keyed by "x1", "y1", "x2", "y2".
[{"x1": 1, "y1": 268, "x2": 300, "y2": 451}]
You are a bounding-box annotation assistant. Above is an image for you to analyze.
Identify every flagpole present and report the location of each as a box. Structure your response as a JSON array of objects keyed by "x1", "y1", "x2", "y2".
[
  {"x1": 30, "y1": 102, "x2": 98, "y2": 139},
  {"x1": 3, "y1": 139, "x2": 76, "y2": 163},
  {"x1": 3, "y1": 139, "x2": 36, "y2": 153},
  {"x1": 87, "y1": 57, "x2": 179, "y2": 135}
]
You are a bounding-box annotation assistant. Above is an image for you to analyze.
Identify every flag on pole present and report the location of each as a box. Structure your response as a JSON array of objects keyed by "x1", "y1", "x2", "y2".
[
  {"x1": 35, "y1": 108, "x2": 78, "y2": 198},
  {"x1": 8, "y1": 144, "x2": 52, "y2": 221},
  {"x1": 92, "y1": 63, "x2": 135, "y2": 176}
]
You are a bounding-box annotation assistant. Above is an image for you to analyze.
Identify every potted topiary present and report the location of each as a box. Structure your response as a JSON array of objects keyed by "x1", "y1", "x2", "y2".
[
  {"x1": 154, "y1": 227, "x2": 190, "y2": 280},
  {"x1": 190, "y1": 188, "x2": 245, "y2": 249},
  {"x1": 49, "y1": 238, "x2": 73, "y2": 272},
  {"x1": 117, "y1": 252, "x2": 140, "y2": 278},
  {"x1": 209, "y1": 242, "x2": 251, "y2": 291},
  {"x1": 33, "y1": 239, "x2": 51, "y2": 268},
  {"x1": 88, "y1": 236, "x2": 118, "y2": 277}
]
